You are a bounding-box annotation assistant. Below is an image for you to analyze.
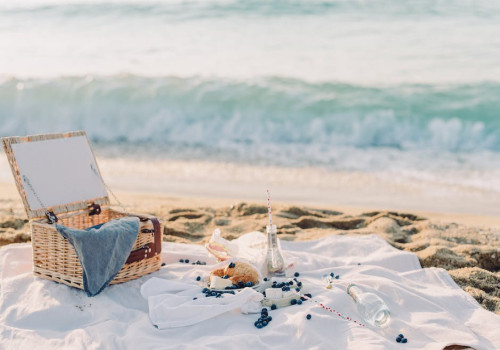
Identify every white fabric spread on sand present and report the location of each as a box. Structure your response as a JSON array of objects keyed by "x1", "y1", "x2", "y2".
[{"x1": 0, "y1": 233, "x2": 499, "y2": 350}]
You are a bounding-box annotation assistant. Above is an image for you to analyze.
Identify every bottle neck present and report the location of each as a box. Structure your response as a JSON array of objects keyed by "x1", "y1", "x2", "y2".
[
  {"x1": 267, "y1": 225, "x2": 278, "y2": 249},
  {"x1": 347, "y1": 284, "x2": 362, "y2": 303}
]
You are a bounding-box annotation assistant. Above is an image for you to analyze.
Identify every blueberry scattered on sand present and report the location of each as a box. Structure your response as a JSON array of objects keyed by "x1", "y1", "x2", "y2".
[
  {"x1": 196, "y1": 276, "x2": 201, "y2": 281},
  {"x1": 185, "y1": 259, "x2": 189, "y2": 263},
  {"x1": 179, "y1": 259, "x2": 184, "y2": 263},
  {"x1": 294, "y1": 272, "x2": 300, "y2": 277},
  {"x1": 271, "y1": 304, "x2": 277, "y2": 310},
  {"x1": 306, "y1": 314, "x2": 312, "y2": 320},
  {"x1": 297, "y1": 299, "x2": 303, "y2": 305},
  {"x1": 228, "y1": 262, "x2": 235, "y2": 268}
]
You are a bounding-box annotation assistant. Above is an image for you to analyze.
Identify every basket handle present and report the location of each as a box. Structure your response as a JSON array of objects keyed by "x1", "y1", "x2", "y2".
[{"x1": 125, "y1": 218, "x2": 162, "y2": 264}]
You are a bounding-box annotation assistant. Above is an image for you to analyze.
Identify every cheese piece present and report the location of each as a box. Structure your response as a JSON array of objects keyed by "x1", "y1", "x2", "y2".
[
  {"x1": 262, "y1": 289, "x2": 301, "y2": 308},
  {"x1": 209, "y1": 275, "x2": 233, "y2": 290},
  {"x1": 265, "y1": 288, "x2": 283, "y2": 299}
]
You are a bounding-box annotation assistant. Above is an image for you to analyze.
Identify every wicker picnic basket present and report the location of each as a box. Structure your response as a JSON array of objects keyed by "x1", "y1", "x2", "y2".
[{"x1": 2, "y1": 131, "x2": 163, "y2": 290}]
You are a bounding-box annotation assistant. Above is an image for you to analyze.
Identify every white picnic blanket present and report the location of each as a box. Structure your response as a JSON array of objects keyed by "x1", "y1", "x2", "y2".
[{"x1": 1, "y1": 233, "x2": 499, "y2": 350}]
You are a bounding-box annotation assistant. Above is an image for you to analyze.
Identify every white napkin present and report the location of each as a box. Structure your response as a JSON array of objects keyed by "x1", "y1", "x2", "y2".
[{"x1": 140, "y1": 277, "x2": 263, "y2": 329}]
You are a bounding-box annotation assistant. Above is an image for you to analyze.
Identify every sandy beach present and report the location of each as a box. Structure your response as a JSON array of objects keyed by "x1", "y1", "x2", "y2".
[{"x1": 1, "y1": 177, "x2": 498, "y2": 316}]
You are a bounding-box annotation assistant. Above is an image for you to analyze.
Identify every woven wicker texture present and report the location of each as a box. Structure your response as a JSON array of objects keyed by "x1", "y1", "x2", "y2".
[{"x1": 31, "y1": 208, "x2": 162, "y2": 289}]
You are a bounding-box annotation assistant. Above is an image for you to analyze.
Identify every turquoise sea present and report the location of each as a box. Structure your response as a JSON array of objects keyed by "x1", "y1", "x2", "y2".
[{"x1": 1, "y1": 0, "x2": 499, "y2": 193}]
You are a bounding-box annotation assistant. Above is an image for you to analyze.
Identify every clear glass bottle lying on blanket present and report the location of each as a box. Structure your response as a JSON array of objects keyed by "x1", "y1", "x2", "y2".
[
  {"x1": 347, "y1": 284, "x2": 391, "y2": 327},
  {"x1": 266, "y1": 224, "x2": 285, "y2": 277}
]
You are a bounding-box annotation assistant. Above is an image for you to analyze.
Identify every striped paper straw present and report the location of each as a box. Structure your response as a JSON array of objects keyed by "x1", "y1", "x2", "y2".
[{"x1": 266, "y1": 189, "x2": 272, "y2": 226}]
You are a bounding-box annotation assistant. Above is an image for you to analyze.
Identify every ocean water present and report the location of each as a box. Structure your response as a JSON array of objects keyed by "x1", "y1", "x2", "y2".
[{"x1": 1, "y1": 0, "x2": 500, "y2": 198}]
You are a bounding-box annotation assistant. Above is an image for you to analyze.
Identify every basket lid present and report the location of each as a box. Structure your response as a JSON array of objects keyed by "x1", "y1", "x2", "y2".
[{"x1": 2, "y1": 131, "x2": 110, "y2": 220}]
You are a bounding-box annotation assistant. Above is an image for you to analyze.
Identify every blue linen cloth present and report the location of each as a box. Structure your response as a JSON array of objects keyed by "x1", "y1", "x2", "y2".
[{"x1": 56, "y1": 216, "x2": 140, "y2": 297}]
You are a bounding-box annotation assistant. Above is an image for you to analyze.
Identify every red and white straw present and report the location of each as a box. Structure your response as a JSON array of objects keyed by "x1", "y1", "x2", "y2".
[{"x1": 266, "y1": 189, "x2": 273, "y2": 226}]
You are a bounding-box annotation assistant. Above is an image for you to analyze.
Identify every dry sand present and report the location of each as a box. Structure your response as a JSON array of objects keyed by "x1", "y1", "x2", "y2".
[{"x1": 0, "y1": 182, "x2": 499, "y2": 316}]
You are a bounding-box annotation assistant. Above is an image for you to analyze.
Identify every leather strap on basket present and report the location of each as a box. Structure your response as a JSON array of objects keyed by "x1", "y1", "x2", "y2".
[{"x1": 125, "y1": 217, "x2": 162, "y2": 264}]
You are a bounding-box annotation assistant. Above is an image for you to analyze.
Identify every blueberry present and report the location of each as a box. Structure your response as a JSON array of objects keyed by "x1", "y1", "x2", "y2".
[
  {"x1": 281, "y1": 286, "x2": 287, "y2": 291},
  {"x1": 222, "y1": 275, "x2": 229, "y2": 279},
  {"x1": 196, "y1": 260, "x2": 201, "y2": 265},
  {"x1": 291, "y1": 299, "x2": 297, "y2": 305},
  {"x1": 193, "y1": 297, "x2": 197, "y2": 300},
  {"x1": 232, "y1": 284, "x2": 238, "y2": 289},
  {"x1": 262, "y1": 320, "x2": 268, "y2": 326},
  {"x1": 330, "y1": 272, "x2": 334, "y2": 277},
  {"x1": 262, "y1": 308, "x2": 268, "y2": 313},
  {"x1": 396, "y1": 338, "x2": 401, "y2": 343},
  {"x1": 306, "y1": 314, "x2": 312, "y2": 320},
  {"x1": 304, "y1": 293, "x2": 312, "y2": 298},
  {"x1": 266, "y1": 316, "x2": 272, "y2": 322},
  {"x1": 228, "y1": 262, "x2": 235, "y2": 268},
  {"x1": 297, "y1": 282, "x2": 302, "y2": 287},
  {"x1": 271, "y1": 304, "x2": 277, "y2": 310},
  {"x1": 289, "y1": 281, "x2": 294, "y2": 286},
  {"x1": 185, "y1": 259, "x2": 189, "y2": 263},
  {"x1": 161, "y1": 262, "x2": 166, "y2": 267},
  {"x1": 295, "y1": 288, "x2": 300, "y2": 292},
  {"x1": 398, "y1": 334, "x2": 404, "y2": 339},
  {"x1": 263, "y1": 277, "x2": 268, "y2": 282},
  {"x1": 205, "y1": 294, "x2": 210, "y2": 297},
  {"x1": 202, "y1": 288, "x2": 209, "y2": 293},
  {"x1": 196, "y1": 276, "x2": 201, "y2": 281},
  {"x1": 245, "y1": 282, "x2": 253, "y2": 287},
  {"x1": 179, "y1": 259, "x2": 184, "y2": 263},
  {"x1": 238, "y1": 281, "x2": 244, "y2": 287},
  {"x1": 294, "y1": 272, "x2": 300, "y2": 277},
  {"x1": 255, "y1": 323, "x2": 263, "y2": 329},
  {"x1": 402, "y1": 339, "x2": 407, "y2": 344},
  {"x1": 297, "y1": 299, "x2": 303, "y2": 305},
  {"x1": 335, "y1": 275, "x2": 339, "y2": 279}
]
